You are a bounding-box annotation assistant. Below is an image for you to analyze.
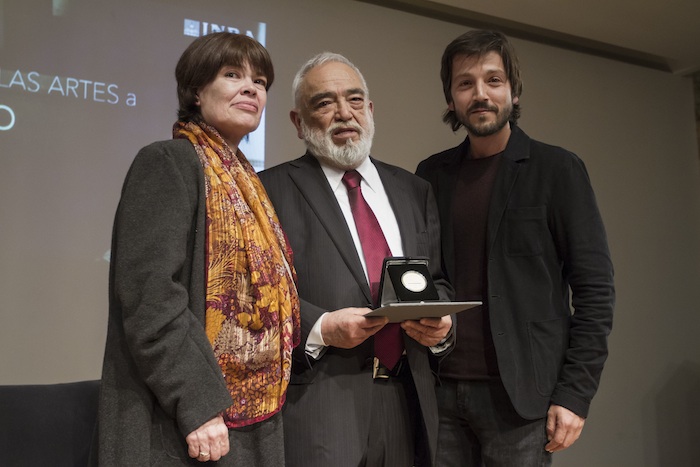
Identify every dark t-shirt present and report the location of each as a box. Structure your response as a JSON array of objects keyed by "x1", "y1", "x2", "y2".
[{"x1": 440, "y1": 150, "x2": 502, "y2": 380}]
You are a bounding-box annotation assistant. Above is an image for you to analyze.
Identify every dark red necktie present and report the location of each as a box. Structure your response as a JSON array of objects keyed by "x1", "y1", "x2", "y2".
[{"x1": 342, "y1": 170, "x2": 403, "y2": 370}]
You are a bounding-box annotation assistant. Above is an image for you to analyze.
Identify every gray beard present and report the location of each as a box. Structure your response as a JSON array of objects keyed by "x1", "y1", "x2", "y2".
[{"x1": 301, "y1": 119, "x2": 375, "y2": 170}]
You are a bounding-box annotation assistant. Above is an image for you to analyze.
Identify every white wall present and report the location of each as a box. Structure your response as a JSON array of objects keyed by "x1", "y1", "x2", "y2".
[
  {"x1": 1, "y1": 0, "x2": 698, "y2": 465},
  {"x1": 515, "y1": 36, "x2": 700, "y2": 467}
]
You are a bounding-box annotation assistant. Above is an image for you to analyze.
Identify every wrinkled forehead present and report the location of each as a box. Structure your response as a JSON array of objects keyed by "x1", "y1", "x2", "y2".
[{"x1": 300, "y1": 62, "x2": 366, "y2": 101}]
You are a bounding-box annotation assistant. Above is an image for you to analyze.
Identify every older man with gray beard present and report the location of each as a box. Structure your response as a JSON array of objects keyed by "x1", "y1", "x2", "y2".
[{"x1": 259, "y1": 52, "x2": 454, "y2": 467}]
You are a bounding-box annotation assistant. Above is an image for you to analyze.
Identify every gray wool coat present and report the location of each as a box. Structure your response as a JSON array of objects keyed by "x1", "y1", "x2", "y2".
[{"x1": 97, "y1": 139, "x2": 233, "y2": 466}]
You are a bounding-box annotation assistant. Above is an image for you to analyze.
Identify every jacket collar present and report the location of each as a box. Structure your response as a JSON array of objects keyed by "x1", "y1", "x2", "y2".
[{"x1": 441, "y1": 124, "x2": 530, "y2": 165}]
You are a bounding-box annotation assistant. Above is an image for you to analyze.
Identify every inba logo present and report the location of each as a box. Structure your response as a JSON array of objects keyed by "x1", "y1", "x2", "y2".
[{"x1": 184, "y1": 19, "x2": 257, "y2": 39}]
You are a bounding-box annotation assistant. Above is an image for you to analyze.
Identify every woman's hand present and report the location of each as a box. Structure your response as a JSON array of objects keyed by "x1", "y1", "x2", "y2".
[{"x1": 186, "y1": 415, "x2": 230, "y2": 462}]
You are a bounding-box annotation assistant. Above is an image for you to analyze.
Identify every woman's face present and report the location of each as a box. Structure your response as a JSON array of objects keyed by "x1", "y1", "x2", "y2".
[{"x1": 196, "y1": 62, "x2": 268, "y2": 150}]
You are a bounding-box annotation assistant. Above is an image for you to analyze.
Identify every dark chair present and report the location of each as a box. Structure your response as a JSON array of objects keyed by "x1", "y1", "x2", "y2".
[{"x1": 0, "y1": 380, "x2": 100, "y2": 467}]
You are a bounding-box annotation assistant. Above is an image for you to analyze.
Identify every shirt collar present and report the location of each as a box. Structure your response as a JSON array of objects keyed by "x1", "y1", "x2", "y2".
[{"x1": 319, "y1": 156, "x2": 380, "y2": 194}]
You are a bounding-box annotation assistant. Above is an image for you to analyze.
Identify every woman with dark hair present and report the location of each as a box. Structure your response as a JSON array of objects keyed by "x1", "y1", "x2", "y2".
[{"x1": 97, "y1": 32, "x2": 299, "y2": 466}]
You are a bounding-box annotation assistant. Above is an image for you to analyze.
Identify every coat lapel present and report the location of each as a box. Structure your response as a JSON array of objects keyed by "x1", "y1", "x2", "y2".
[
  {"x1": 486, "y1": 126, "x2": 530, "y2": 256},
  {"x1": 431, "y1": 143, "x2": 464, "y2": 281},
  {"x1": 289, "y1": 154, "x2": 372, "y2": 303}
]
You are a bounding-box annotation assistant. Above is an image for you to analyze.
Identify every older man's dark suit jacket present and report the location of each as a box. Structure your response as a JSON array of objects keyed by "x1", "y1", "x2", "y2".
[
  {"x1": 259, "y1": 153, "x2": 453, "y2": 467},
  {"x1": 416, "y1": 125, "x2": 614, "y2": 420}
]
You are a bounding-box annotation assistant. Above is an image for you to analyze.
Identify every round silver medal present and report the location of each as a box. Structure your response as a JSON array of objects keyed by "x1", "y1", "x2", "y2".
[{"x1": 401, "y1": 270, "x2": 427, "y2": 292}]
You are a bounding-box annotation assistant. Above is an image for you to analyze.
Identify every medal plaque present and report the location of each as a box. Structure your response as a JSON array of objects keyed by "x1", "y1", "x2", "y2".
[
  {"x1": 366, "y1": 256, "x2": 482, "y2": 322},
  {"x1": 378, "y1": 257, "x2": 438, "y2": 305}
]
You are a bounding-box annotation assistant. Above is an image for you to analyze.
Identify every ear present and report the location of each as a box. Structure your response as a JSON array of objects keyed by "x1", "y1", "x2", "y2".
[
  {"x1": 194, "y1": 93, "x2": 201, "y2": 106},
  {"x1": 290, "y1": 109, "x2": 304, "y2": 139},
  {"x1": 513, "y1": 95, "x2": 519, "y2": 105},
  {"x1": 447, "y1": 101, "x2": 455, "y2": 111},
  {"x1": 368, "y1": 100, "x2": 374, "y2": 116}
]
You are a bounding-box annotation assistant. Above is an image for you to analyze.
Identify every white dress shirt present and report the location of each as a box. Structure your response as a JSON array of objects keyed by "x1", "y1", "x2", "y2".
[{"x1": 306, "y1": 157, "x2": 403, "y2": 357}]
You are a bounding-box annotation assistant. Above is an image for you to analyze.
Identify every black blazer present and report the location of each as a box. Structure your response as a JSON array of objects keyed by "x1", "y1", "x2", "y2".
[
  {"x1": 416, "y1": 125, "x2": 614, "y2": 419},
  {"x1": 260, "y1": 153, "x2": 452, "y2": 467}
]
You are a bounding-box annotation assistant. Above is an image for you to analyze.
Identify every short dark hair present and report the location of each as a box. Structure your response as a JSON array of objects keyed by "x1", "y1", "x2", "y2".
[
  {"x1": 441, "y1": 30, "x2": 522, "y2": 131},
  {"x1": 175, "y1": 32, "x2": 274, "y2": 123}
]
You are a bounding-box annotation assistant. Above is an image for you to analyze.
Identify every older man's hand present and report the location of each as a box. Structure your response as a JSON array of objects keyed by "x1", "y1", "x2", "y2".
[
  {"x1": 321, "y1": 307, "x2": 389, "y2": 349},
  {"x1": 401, "y1": 315, "x2": 452, "y2": 347}
]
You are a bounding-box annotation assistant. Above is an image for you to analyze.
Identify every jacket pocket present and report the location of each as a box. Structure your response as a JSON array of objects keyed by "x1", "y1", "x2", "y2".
[
  {"x1": 150, "y1": 407, "x2": 188, "y2": 464},
  {"x1": 505, "y1": 206, "x2": 547, "y2": 256},
  {"x1": 527, "y1": 317, "x2": 567, "y2": 397}
]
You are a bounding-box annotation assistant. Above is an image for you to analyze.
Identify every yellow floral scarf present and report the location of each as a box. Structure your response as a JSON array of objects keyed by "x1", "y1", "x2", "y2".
[{"x1": 174, "y1": 121, "x2": 300, "y2": 427}]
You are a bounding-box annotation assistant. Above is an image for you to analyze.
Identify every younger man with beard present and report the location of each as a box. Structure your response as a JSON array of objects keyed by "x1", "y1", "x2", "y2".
[
  {"x1": 416, "y1": 30, "x2": 614, "y2": 466},
  {"x1": 260, "y1": 53, "x2": 453, "y2": 467}
]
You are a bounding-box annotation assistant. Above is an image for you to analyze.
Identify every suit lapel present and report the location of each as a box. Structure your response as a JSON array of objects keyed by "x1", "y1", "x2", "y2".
[
  {"x1": 289, "y1": 154, "x2": 372, "y2": 303},
  {"x1": 376, "y1": 160, "x2": 417, "y2": 256}
]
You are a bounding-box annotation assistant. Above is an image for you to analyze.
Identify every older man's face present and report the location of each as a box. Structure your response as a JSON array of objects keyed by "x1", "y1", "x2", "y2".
[{"x1": 291, "y1": 61, "x2": 374, "y2": 169}]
